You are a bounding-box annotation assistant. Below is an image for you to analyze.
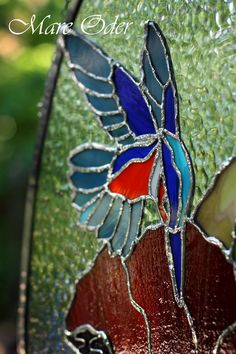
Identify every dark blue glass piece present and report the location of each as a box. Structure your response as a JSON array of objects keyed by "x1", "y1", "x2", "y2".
[
  {"x1": 97, "y1": 198, "x2": 122, "y2": 239},
  {"x1": 143, "y1": 50, "x2": 163, "y2": 104},
  {"x1": 73, "y1": 191, "x2": 99, "y2": 208},
  {"x1": 164, "y1": 83, "x2": 176, "y2": 134},
  {"x1": 113, "y1": 66, "x2": 156, "y2": 136},
  {"x1": 146, "y1": 23, "x2": 169, "y2": 85},
  {"x1": 109, "y1": 125, "x2": 130, "y2": 138},
  {"x1": 87, "y1": 94, "x2": 118, "y2": 112},
  {"x1": 122, "y1": 201, "x2": 143, "y2": 257},
  {"x1": 74, "y1": 69, "x2": 113, "y2": 94},
  {"x1": 161, "y1": 141, "x2": 179, "y2": 228},
  {"x1": 65, "y1": 34, "x2": 111, "y2": 78},
  {"x1": 169, "y1": 231, "x2": 182, "y2": 294},
  {"x1": 110, "y1": 202, "x2": 130, "y2": 253},
  {"x1": 100, "y1": 114, "x2": 124, "y2": 127},
  {"x1": 70, "y1": 148, "x2": 113, "y2": 168},
  {"x1": 71, "y1": 170, "x2": 107, "y2": 190},
  {"x1": 113, "y1": 142, "x2": 157, "y2": 174}
]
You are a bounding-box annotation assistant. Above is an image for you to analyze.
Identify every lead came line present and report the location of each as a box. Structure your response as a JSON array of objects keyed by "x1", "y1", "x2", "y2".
[{"x1": 122, "y1": 260, "x2": 152, "y2": 354}]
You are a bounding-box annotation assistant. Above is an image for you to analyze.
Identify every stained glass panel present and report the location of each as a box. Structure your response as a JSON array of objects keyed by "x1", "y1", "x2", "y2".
[{"x1": 18, "y1": 1, "x2": 236, "y2": 353}]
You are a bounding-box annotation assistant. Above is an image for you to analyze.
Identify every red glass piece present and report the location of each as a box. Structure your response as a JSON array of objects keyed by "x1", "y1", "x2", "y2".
[
  {"x1": 108, "y1": 152, "x2": 156, "y2": 200},
  {"x1": 66, "y1": 223, "x2": 236, "y2": 353}
]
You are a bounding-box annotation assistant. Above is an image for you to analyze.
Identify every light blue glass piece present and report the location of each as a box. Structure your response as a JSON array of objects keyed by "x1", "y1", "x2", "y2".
[
  {"x1": 143, "y1": 50, "x2": 163, "y2": 104},
  {"x1": 65, "y1": 34, "x2": 111, "y2": 78},
  {"x1": 71, "y1": 170, "x2": 107, "y2": 189},
  {"x1": 110, "y1": 202, "x2": 131, "y2": 253},
  {"x1": 70, "y1": 148, "x2": 113, "y2": 168},
  {"x1": 165, "y1": 134, "x2": 191, "y2": 226},
  {"x1": 122, "y1": 201, "x2": 143, "y2": 258},
  {"x1": 79, "y1": 199, "x2": 98, "y2": 224},
  {"x1": 74, "y1": 69, "x2": 113, "y2": 94},
  {"x1": 87, "y1": 94, "x2": 118, "y2": 112},
  {"x1": 73, "y1": 191, "x2": 99, "y2": 208},
  {"x1": 100, "y1": 114, "x2": 124, "y2": 127},
  {"x1": 97, "y1": 198, "x2": 122, "y2": 239},
  {"x1": 88, "y1": 193, "x2": 113, "y2": 227},
  {"x1": 146, "y1": 23, "x2": 169, "y2": 85}
]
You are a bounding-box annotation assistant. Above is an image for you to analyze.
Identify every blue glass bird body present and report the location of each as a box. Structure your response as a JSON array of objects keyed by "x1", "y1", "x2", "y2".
[{"x1": 61, "y1": 21, "x2": 194, "y2": 304}]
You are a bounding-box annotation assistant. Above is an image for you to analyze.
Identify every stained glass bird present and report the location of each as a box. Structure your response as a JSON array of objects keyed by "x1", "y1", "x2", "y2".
[{"x1": 61, "y1": 21, "x2": 194, "y2": 303}]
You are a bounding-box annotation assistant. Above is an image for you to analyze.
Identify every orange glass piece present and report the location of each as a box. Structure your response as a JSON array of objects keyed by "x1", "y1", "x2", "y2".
[{"x1": 109, "y1": 152, "x2": 156, "y2": 200}]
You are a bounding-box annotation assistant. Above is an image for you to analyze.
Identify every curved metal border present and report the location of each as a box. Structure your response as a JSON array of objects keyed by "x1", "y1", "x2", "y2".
[{"x1": 17, "y1": 1, "x2": 84, "y2": 352}]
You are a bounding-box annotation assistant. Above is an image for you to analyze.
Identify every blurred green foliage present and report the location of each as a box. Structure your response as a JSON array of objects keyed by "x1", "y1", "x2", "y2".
[{"x1": 0, "y1": 0, "x2": 67, "y2": 349}]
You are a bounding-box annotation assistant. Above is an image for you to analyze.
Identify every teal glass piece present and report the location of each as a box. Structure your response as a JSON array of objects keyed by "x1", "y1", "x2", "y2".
[
  {"x1": 87, "y1": 94, "x2": 118, "y2": 112},
  {"x1": 70, "y1": 148, "x2": 114, "y2": 168},
  {"x1": 122, "y1": 201, "x2": 143, "y2": 258},
  {"x1": 71, "y1": 170, "x2": 108, "y2": 190},
  {"x1": 166, "y1": 134, "x2": 192, "y2": 226},
  {"x1": 110, "y1": 202, "x2": 131, "y2": 253},
  {"x1": 97, "y1": 198, "x2": 122, "y2": 239},
  {"x1": 88, "y1": 193, "x2": 113, "y2": 227},
  {"x1": 109, "y1": 125, "x2": 130, "y2": 138},
  {"x1": 146, "y1": 24, "x2": 169, "y2": 85},
  {"x1": 101, "y1": 114, "x2": 124, "y2": 127},
  {"x1": 65, "y1": 34, "x2": 111, "y2": 77},
  {"x1": 142, "y1": 50, "x2": 163, "y2": 104},
  {"x1": 79, "y1": 200, "x2": 98, "y2": 224},
  {"x1": 147, "y1": 97, "x2": 162, "y2": 128},
  {"x1": 73, "y1": 191, "x2": 99, "y2": 208},
  {"x1": 121, "y1": 136, "x2": 135, "y2": 145},
  {"x1": 74, "y1": 69, "x2": 113, "y2": 94}
]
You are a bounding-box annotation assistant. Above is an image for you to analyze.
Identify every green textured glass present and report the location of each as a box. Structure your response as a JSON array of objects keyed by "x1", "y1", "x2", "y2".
[{"x1": 20, "y1": 1, "x2": 236, "y2": 353}]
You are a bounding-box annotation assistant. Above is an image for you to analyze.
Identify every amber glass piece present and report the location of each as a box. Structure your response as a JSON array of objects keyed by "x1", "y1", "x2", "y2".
[{"x1": 195, "y1": 158, "x2": 236, "y2": 248}]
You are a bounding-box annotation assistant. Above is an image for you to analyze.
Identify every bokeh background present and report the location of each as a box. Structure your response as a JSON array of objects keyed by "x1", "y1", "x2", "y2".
[{"x1": 0, "y1": 1, "x2": 65, "y2": 352}]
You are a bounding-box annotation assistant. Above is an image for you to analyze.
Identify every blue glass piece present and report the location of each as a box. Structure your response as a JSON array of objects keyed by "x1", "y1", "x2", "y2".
[
  {"x1": 166, "y1": 134, "x2": 191, "y2": 226},
  {"x1": 143, "y1": 51, "x2": 163, "y2": 104},
  {"x1": 101, "y1": 114, "x2": 124, "y2": 127},
  {"x1": 169, "y1": 231, "x2": 182, "y2": 294},
  {"x1": 109, "y1": 126, "x2": 130, "y2": 138},
  {"x1": 146, "y1": 23, "x2": 169, "y2": 85},
  {"x1": 87, "y1": 94, "x2": 118, "y2": 112},
  {"x1": 113, "y1": 66, "x2": 156, "y2": 136},
  {"x1": 122, "y1": 201, "x2": 143, "y2": 257},
  {"x1": 71, "y1": 170, "x2": 107, "y2": 190},
  {"x1": 65, "y1": 34, "x2": 111, "y2": 78},
  {"x1": 73, "y1": 191, "x2": 99, "y2": 208},
  {"x1": 74, "y1": 69, "x2": 113, "y2": 94},
  {"x1": 79, "y1": 199, "x2": 98, "y2": 224},
  {"x1": 97, "y1": 198, "x2": 122, "y2": 239},
  {"x1": 146, "y1": 94, "x2": 162, "y2": 128},
  {"x1": 88, "y1": 194, "x2": 112, "y2": 227},
  {"x1": 70, "y1": 148, "x2": 113, "y2": 168},
  {"x1": 162, "y1": 141, "x2": 179, "y2": 228},
  {"x1": 110, "y1": 202, "x2": 130, "y2": 253},
  {"x1": 113, "y1": 142, "x2": 157, "y2": 174},
  {"x1": 164, "y1": 83, "x2": 176, "y2": 134}
]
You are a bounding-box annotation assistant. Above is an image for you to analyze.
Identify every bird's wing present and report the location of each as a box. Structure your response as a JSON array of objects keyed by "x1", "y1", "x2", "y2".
[
  {"x1": 141, "y1": 21, "x2": 180, "y2": 135},
  {"x1": 61, "y1": 29, "x2": 158, "y2": 145},
  {"x1": 68, "y1": 143, "x2": 146, "y2": 259}
]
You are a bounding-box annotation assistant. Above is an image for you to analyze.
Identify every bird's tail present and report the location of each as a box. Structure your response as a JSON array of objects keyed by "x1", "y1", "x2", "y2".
[{"x1": 166, "y1": 229, "x2": 185, "y2": 306}]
